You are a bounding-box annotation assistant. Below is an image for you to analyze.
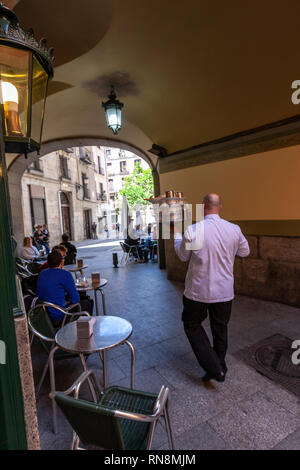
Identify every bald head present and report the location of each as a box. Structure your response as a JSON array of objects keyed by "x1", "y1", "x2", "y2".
[{"x1": 203, "y1": 193, "x2": 222, "y2": 214}]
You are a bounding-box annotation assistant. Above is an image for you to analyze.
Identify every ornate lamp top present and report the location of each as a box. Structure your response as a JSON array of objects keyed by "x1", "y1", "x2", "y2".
[
  {"x1": 0, "y1": 1, "x2": 54, "y2": 76},
  {"x1": 102, "y1": 85, "x2": 124, "y2": 109}
]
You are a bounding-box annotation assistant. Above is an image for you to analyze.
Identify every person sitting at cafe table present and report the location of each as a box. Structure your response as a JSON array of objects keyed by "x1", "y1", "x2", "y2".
[
  {"x1": 38, "y1": 245, "x2": 67, "y2": 273},
  {"x1": 125, "y1": 228, "x2": 150, "y2": 262},
  {"x1": 60, "y1": 233, "x2": 77, "y2": 265},
  {"x1": 21, "y1": 236, "x2": 42, "y2": 260},
  {"x1": 37, "y1": 251, "x2": 93, "y2": 326}
]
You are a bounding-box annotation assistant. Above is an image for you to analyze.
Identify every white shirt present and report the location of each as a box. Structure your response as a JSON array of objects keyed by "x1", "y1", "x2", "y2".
[
  {"x1": 174, "y1": 214, "x2": 250, "y2": 303},
  {"x1": 21, "y1": 245, "x2": 40, "y2": 260}
]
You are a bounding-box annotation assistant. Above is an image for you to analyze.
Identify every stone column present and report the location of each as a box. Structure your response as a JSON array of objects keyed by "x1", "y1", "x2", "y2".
[{"x1": 14, "y1": 315, "x2": 40, "y2": 450}]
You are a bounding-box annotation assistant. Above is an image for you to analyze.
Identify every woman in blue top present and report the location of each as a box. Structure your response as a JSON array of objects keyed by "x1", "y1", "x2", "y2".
[{"x1": 37, "y1": 250, "x2": 80, "y2": 324}]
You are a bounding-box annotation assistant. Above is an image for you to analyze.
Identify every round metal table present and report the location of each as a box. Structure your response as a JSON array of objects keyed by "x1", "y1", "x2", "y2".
[
  {"x1": 63, "y1": 264, "x2": 88, "y2": 280},
  {"x1": 76, "y1": 278, "x2": 108, "y2": 316},
  {"x1": 55, "y1": 316, "x2": 135, "y2": 389}
]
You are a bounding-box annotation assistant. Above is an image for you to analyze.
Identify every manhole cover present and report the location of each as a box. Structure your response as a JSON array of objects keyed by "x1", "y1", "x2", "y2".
[{"x1": 235, "y1": 334, "x2": 300, "y2": 397}]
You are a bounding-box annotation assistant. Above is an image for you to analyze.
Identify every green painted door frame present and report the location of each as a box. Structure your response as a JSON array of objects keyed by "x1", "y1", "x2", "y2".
[{"x1": 0, "y1": 112, "x2": 27, "y2": 450}]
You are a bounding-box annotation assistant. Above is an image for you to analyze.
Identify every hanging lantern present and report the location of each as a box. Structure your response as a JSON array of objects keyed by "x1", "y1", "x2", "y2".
[
  {"x1": 0, "y1": 2, "x2": 54, "y2": 155},
  {"x1": 102, "y1": 86, "x2": 123, "y2": 135}
]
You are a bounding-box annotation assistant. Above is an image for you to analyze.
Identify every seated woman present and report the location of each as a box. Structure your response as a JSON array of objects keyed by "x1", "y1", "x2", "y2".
[
  {"x1": 21, "y1": 236, "x2": 41, "y2": 260},
  {"x1": 37, "y1": 251, "x2": 93, "y2": 325}
]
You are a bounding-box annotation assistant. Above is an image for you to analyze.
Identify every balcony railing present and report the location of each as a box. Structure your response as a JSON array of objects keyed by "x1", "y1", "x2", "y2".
[
  {"x1": 79, "y1": 149, "x2": 92, "y2": 164},
  {"x1": 96, "y1": 192, "x2": 107, "y2": 202}
]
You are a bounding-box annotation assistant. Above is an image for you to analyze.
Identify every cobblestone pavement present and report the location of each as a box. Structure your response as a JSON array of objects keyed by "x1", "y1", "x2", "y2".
[{"x1": 33, "y1": 239, "x2": 300, "y2": 450}]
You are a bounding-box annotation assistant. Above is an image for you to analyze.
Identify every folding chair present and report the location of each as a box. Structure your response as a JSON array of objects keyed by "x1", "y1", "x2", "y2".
[
  {"x1": 120, "y1": 242, "x2": 140, "y2": 265},
  {"x1": 28, "y1": 302, "x2": 95, "y2": 433}
]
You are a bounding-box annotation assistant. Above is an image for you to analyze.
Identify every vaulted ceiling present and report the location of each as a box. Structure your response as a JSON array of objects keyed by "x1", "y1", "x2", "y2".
[{"x1": 6, "y1": 0, "x2": 300, "y2": 167}]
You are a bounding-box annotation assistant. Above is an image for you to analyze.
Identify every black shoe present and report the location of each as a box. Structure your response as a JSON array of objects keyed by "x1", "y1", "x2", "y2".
[{"x1": 202, "y1": 371, "x2": 226, "y2": 383}]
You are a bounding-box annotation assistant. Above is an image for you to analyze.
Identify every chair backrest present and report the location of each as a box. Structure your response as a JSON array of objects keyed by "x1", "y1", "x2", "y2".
[
  {"x1": 27, "y1": 262, "x2": 42, "y2": 275},
  {"x1": 120, "y1": 242, "x2": 128, "y2": 253},
  {"x1": 54, "y1": 393, "x2": 125, "y2": 449},
  {"x1": 28, "y1": 304, "x2": 56, "y2": 343},
  {"x1": 15, "y1": 261, "x2": 32, "y2": 277},
  {"x1": 15, "y1": 256, "x2": 27, "y2": 266}
]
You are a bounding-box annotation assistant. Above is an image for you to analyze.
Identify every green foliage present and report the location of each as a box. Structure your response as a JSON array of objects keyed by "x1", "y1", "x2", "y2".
[{"x1": 119, "y1": 162, "x2": 154, "y2": 208}]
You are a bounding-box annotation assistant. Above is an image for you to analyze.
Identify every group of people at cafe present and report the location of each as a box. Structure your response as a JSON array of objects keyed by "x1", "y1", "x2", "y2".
[
  {"x1": 125, "y1": 223, "x2": 157, "y2": 262},
  {"x1": 20, "y1": 233, "x2": 94, "y2": 324}
]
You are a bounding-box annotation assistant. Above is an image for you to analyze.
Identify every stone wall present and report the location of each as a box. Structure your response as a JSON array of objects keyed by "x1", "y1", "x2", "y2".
[
  {"x1": 165, "y1": 234, "x2": 300, "y2": 307},
  {"x1": 234, "y1": 235, "x2": 300, "y2": 307}
]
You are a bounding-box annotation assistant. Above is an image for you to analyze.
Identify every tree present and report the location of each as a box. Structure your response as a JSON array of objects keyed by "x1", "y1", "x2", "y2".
[{"x1": 119, "y1": 162, "x2": 154, "y2": 208}]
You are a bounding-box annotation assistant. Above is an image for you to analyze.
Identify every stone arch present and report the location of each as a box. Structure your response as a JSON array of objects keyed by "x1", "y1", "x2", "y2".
[{"x1": 8, "y1": 137, "x2": 160, "y2": 245}]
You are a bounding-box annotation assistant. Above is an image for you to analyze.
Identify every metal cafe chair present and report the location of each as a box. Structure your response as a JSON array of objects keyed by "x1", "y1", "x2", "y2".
[
  {"x1": 120, "y1": 241, "x2": 140, "y2": 265},
  {"x1": 53, "y1": 370, "x2": 175, "y2": 450},
  {"x1": 28, "y1": 302, "x2": 96, "y2": 433}
]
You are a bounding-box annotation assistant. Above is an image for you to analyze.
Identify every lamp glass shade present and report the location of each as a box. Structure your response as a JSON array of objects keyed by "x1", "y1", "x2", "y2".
[
  {"x1": 105, "y1": 105, "x2": 122, "y2": 134},
  {"x1": 31, "y1": 55, "x2": 49, "y2": 145},
  {"x1": 0, "y1": 44, "x2": 29, "y2": 139}
]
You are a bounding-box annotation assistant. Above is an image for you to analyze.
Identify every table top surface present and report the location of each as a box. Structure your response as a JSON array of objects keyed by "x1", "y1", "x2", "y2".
[
  {"x1": 75, "y1": 278, "x2": 108, "y2": 291},
  {"x1": 63, "y1": 264, "x2": 88, "y2": 272},
  {"x1": 55, "y1": 316, "x2": 132, "y2": 353}
]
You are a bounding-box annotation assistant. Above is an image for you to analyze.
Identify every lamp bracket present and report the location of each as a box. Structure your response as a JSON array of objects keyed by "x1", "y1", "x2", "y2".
[{"x1": 148, "y1": 144, "x2": 168, "y2": 158}]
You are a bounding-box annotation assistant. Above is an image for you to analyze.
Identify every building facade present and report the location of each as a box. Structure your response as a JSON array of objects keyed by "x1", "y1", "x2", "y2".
[
  {"x1": 21, "y1": 146, "x2": 153, "y2": 247},
  {"x1": 104, "y1": 147, "x2": 152, "y2": 228},
  {"x1": 21, "y1": 146, "x2": 108, "y2": 246}
]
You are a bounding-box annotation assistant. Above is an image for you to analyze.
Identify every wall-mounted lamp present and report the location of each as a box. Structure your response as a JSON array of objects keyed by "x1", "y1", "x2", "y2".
[{"x1": 0, "y1": 2, "x2": 54, "y2": 156}]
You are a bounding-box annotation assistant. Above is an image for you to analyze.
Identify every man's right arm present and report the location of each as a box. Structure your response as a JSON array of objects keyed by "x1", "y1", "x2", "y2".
[{"x1": 174, "y1": 228, "x2": 192, "y2": 262}]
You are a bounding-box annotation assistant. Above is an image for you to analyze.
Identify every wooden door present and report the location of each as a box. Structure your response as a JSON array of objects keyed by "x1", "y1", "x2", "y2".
[
  {"x1": 60, "y1": 192, "x2": 72, "y2": 239},
  {"x1": 83, "y1": 209, "x2": 92, "y2": 239},
  {"x1": 61, "y1": 206, "x2": 71, "y2": 239}
]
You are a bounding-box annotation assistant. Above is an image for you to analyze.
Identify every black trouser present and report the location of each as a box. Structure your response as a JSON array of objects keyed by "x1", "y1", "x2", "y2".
[{"x1": 182, "y1": 295, "x2": 232, "y2": 376}]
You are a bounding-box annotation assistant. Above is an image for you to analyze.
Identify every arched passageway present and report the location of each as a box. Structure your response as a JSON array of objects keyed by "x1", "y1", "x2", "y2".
[{"x1": 7, "y1": 137, "x2": 160, "y2": 246}]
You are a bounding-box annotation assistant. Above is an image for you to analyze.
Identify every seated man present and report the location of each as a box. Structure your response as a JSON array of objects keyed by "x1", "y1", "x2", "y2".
[
  {"x1": 125, "y1": 232, "x2": 150, "y2": 262},
  {"x1": 60, "y1": 233, "x2": 77, "y2": 265},
  {"x1": 38, "y1": 245, "x2": 67, "y2": 273},
  {"x1": 37, "y1": 251, "x2": 93, "y2": 325}
]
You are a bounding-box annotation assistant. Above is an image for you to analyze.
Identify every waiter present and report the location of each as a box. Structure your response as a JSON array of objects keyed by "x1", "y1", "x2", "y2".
[{"x1": 174, "y1": 193, "x2": 250, "y2": 382}]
